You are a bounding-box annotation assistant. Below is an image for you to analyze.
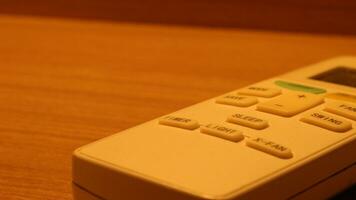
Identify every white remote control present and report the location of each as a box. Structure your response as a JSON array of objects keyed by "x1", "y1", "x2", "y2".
[{"x1": 73, "y1": 57, "x2": 356, "y2": 200}]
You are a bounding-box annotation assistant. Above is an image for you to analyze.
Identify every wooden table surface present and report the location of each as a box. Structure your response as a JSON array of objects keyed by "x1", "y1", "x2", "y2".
[{"x1": 0, "y1": 14, "x2": 355, "y2": 199}]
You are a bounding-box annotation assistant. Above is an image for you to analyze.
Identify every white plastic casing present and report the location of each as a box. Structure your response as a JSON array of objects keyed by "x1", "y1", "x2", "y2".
[{"x1": 73, "y1": 57, "x2": 356, "y2": 200}]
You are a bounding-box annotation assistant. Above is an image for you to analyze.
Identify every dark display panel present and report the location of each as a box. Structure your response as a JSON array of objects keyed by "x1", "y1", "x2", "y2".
[{"x1": 310, "y1": 67, "x2": 356, "y2": 88}]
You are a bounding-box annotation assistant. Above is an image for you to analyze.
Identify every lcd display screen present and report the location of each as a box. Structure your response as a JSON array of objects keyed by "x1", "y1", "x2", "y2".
[{"x1": 310, "y1": 67, "x2": 356, "y2": 88}]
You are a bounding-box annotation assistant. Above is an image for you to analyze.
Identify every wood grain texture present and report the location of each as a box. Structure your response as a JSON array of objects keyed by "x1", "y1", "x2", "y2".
[{"x1": 0, "y1": 14, "x2": 356, "y2": 199}]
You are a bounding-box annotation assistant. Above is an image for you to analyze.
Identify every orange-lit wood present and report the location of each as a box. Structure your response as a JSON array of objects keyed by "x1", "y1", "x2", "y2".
[{"x1": 0, "y1": 15, "x2": 356, "y2": 199}]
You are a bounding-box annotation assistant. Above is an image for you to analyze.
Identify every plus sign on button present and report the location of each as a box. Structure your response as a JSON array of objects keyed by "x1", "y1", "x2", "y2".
[{"x1": 257, "y1": 92, "x2": 324, "y2": 117}]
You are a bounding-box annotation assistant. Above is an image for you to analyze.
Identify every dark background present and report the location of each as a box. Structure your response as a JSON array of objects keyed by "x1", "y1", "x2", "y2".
[{"x1": 1, "y1": 0, "x2": 356, "y2": 35}]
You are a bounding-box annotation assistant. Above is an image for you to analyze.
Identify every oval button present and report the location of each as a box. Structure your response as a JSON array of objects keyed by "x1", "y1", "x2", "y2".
[
  {"x1": 325, "y1": 93, "x2": 356, "y2": 104},
  {"x1": 227, "y1": 113, "x2": 268, "y2": 130},
  {"x1": 246, "y1": 137, "x2": 293, "y2": 159},
  {"x1": 324, "y1": 101, "x2": 356, "y2": 121},
  {"x1": 238, "y1": 86, "x2": 281, "y2": 98},
  {"x1": 300, "y1": 111, "x2": 352, "y2": 132},
  {"x1": 200, "y1": 123, "x2": 244, "y2": 142},
  {"x1": 216, "y1": 94, "x2": 258, "y2": 107},
  {"x1": 275, "y1": 80, "x2": 326, "y2": 94},
  {"x1": 159, "y1": 116, "x2": 200, "y2": 130}
]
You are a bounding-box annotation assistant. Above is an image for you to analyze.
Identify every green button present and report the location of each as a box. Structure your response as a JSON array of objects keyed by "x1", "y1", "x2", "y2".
[{"x1": 275, "y1": 80, "x2": 326, "y2": 94}]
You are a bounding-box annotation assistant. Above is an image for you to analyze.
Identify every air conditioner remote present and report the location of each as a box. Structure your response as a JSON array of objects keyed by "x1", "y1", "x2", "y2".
[{"x1": 73, "y1": 57, "x2": 356, "y2": 200}]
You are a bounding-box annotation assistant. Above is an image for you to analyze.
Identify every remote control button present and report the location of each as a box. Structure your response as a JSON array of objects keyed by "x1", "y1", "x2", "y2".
[
  {"x1": 200, "y1": 123, "x2": 244, "y2": 142},
  {"x1": 300, "y1": 111, "x2": 352, "y2": 132},
  {"x1": 159, "y1": 116, "x2": 200, "y2": 130},
  {"x1": 238, "y1": 86, "x2": 281, "y2": 98},
  {"x1": 246, "y1": 137, "x2": 293, "y2": 159},
  {"x1": 257, "y1": 92, "x2": 324, "y2": 117},
  {"x1": 216, "y1": 94, "x2": 258, "y2": 107},
  {"x1": 325, "y1": 93, "x2": 356, "y2": 104},
  {"x1": 324, "y1": 102, "x2": 356, "y2": 121},
  {"x1": 227, "y1": 113, "x2": 268, "y2": 130},
  {"x1": 275, "y1": 80, "x2": 326, "y2": 94}
]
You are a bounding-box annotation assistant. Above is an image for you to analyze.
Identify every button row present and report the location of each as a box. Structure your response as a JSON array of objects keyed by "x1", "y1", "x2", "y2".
[
  {"x1": 158, "y1": 116, "x2": 291, "y2": 159},
  {"x1": 216, "y1": 88, "x2": 355, "y2": 124},
  {"x1": 158, "y1": 109, "x2": 354, "y2": 158},
  {"x1": 218, "y1": 84, "x2": 355, "y2": 121},
  {"x1": 159, "y1": 113, "x2": 268, "y2": 131},
  {"x1": 216, "y1": 86, "x2": 326, "y2": 118},
  {"x1": 215, "y1": 85, "x2": 281, "y2": 108}
]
